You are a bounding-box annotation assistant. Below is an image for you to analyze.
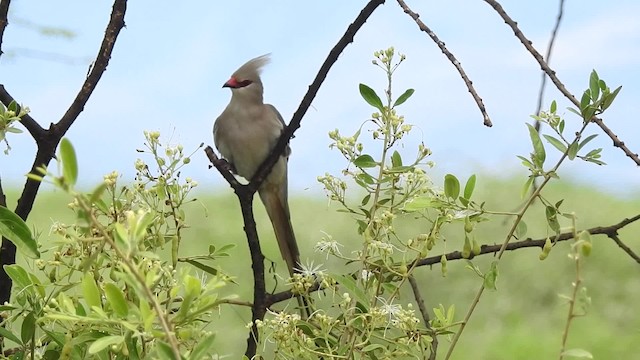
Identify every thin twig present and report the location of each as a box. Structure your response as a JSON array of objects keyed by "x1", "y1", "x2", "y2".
[
  {"x1": 608, "y1": 233, "x2": 640, "y2": 265},
  {"x1": 408, "y1": 275, "x2": 437, "y2": 360},
  {"x1": 534, "y1": 0, "x2": 565, "y2": 131},
  {"x1": 396, "y1": 0, "x2": 492, "y2": 127},
  {"x1": 484, "y1": 0, "x2": 640, "y2": 166}
]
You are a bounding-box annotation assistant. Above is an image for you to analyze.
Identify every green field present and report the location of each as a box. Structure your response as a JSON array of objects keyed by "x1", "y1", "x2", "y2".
[{"x1": 9, "y1": 176, "x2": 640, "y2": 359}]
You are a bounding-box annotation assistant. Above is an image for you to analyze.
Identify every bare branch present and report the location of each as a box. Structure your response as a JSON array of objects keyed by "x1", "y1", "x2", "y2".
[
  {"x1": 534, "y1": 0, "x2": 565, "y2": 131},
  {"x1": 396, "y1": 0, "x2": 492, "y2": 127},
  {"x1": 408, "y1": 275, "x2": 437, "y2": 360},
  {"x1": 0, "y1": 0, "x2": 10, "y2": 58},
  {"x1": 609, "y1": 233, "x2": 640, "y2": 265},
  {"x1": 483, "y1": 0, "x2": 640, "y2": 166},
  {"x1": 414, "y1": 213, "x2": 640, "y2": 268}
]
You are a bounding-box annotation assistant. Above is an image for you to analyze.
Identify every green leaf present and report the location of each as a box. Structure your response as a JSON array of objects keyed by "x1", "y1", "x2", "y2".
[
  {"x1": 550, "y1": 100, "x2": 557, "y2": 113},
  {"x1": 21, "y1": 312, "x2": 36, "y2": 344},
  {"x1": 59, "y1": 138, "x2": 78, "y2": 187},
  {"x1": 363, "y1": 343, "x2": 386, "y2": 352},
  {"x1": 189, "y1": 333, "x2": 216, "y2": 359},
  {"x1": 444, "y1": 174, "x2": 460, "y2": 200},
  {"x1": 0, "y1": 326, "x2": 22, "y2": 345},
  {"x1": 155, "y1": 340, "x2": 175, "y2": 360},
  {"x1": 353, "y1": 154, "x2": 377, "y2": 168},
  {"x1": 483, "y1": 261, "x2": 498, "y2": 290},
  {"x1": 561, "y1": 348, "x2": 593, "y2": 359},
  {"x1": 185, "y1": 259, "x2": 219, "y2": 276},
  {"x1": 515, "y1": 220, "x2": 527, "y2": 238},
  {"x1": 88, "y1": 335, "x2": 124, "y2": 354},
  {"x1": 359, "y1": 83, "x2": 384, "y2": 111},
  {"x1": 335, "y1": 274, "x2": 369, "y2": 308},
  {"x1": 526, "y1": 123, "x2": 545, "y2": 167},
  {"x1": 104, "y1": 283, "x2": 128, "y2": 317},
  {"x1": 566, "y1": 107, "x2": 581, "y2": 117},
  {"x1": 391, "y1": 150, "x2": 402, "y2": 168},
  {"x1": 567, "y1": 141, "x2": 579, "y2": 160},
  {"x1": 578, "y1": 134, "x2": 598, "y2": 152},
  {"x1": 82, "y1": 273, "x2": 102, "y2": 310},
  {"x1": 589, "y1": 70, "x2": 600, "y2": 101},
  {"x1": 463, "y1": 174, "x2": 476, "y2": 200},
  {"x1": 393, "y1": 88, "x2": 415, "y2": 108},
  {"x1": 580, "y1": 91, "x2": 591, "y2": 112},
  {"x1": 0, "y1": 206, "x2": 39, "y2": 258},
  {"x1": 543, "y1": 135, "x2": 567, "y2": 153},
  {"x1": 601, "y1": 85, "x2": 622, "y2": 111},
  {"x1": 403, "y1": 195, "x2": 433, "y2": 212},
  {"x1": 4, "y1": 264, "x2": 32, "y2": 290}
]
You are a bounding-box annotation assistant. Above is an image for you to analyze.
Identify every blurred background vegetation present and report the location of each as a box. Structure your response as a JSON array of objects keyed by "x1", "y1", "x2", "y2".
[{"x1": 7, "y1": 174, "x2": 639, "y2": 359}]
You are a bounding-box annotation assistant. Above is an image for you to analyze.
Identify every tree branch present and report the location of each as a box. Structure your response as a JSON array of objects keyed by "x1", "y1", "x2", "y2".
[
  {"x1": 0, "y1": 0, "x2": 10, "y2": 58},
  {"x1": 0, "y1": 0, "x2": 128, "y2": 311},
  {"x1": 483, "y1": 0, "x2": 640, "y2": 166},
  {"x1": 408, "y1": 275, "x2": 437, "y2": 360},
  {"x1": 396, "y1": 0, "x2": 492, "y2": 127},
  {"x1": 413, "y1": 213, "x2": 640, "y2": 267},
  {"x1": 0, "y1": 85, "x2": 46, "y2": 140}
]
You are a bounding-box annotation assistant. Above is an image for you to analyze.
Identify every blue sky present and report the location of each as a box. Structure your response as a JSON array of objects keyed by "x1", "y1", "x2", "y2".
[{"x1": 1, "y1": 1, "x2": 639, "y2": 197}]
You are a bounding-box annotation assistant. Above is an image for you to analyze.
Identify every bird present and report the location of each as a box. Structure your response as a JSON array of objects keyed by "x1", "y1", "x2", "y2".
[{"x1": 213, "y1": 54, "x2": 302, "y2": 282}]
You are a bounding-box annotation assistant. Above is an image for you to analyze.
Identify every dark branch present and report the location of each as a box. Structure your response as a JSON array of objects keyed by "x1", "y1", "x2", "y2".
[
  {"x1": 609, "y1": 233, "x2": 640, "y2": 265},
  {"x1": 408, "y1": 275, "x2": 437, "y2": 360},
  {"x1": 483, "y1": 0, "x2": 640, "y2": 166},
  {"x1": 396, "y1": 0, "x2": 492, "y2": 127},
  {"x1": 0, "y1": 0, "x2": 10, "y2": 58},
  {"x1": 0, "y1": 85, "x2": 46, "y2": 140},
  {"x1": 413, "y1": 214, "x2": 640, "y2": 267}
]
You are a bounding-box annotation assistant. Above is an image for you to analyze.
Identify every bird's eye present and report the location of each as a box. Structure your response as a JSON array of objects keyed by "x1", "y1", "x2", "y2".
[{"x1": 237, "y1": 79, "x2": 253, "y2": 87}]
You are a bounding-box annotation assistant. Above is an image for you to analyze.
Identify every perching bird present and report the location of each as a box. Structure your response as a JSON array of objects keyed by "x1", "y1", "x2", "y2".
[{"x1": 213, "y1": 54, "x2": 302, "y2": 279}]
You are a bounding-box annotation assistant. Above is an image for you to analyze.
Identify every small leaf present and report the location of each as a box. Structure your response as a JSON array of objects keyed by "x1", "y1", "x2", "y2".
[
  {"x1": 403, "y1": 196, "x2": 433, "y2": 212},
  {"x1": 0, "y1": 326, "x2": 22, "y2": 345},
  {"x1": 359, "y1": 83, "x2": 384, "y2": 111},
  {"x1": 59, "y1": 138, "x2": 78, "y2": 187},
  {"x1": 515, "y1": 220, "x2": 527, "y2": 238},
  {"x1": 444, "y1": 174, "x2": 460, "y2": 200},
  {"x1": 589, "y1": 70, "x2": 600, "y2": 101},
  {"x1": 21, "y1": 312, "x2": 36, "y2": 344},
  {"x1": 185, "y1": 259, "x2": 219, "y2": 276},
  {"x1": 526, "y1": 123, "x2": 546, "y2": 167},
  {"x1": 88, "y1": 335, "x2": 124, "y2": 354},
  {"x1": 0, "y1": 206, "x2": 39, "y2": 258},
  {"x1": 483, "y1": 261, "x2": 498, "y2": 290},
  {"x1": 82, "y1": 273, "x2": 102, "y2": 310},
  {"x1": 561, "y1": 348, "x2": 593, "y2": 359},
  {"x1": 567, "y1": 141, "x2": 579, "y2": 160},
  {"x1": 393, "y1": 88, "x2": 415, "y2": 107},
  {"x1": 577, "y1": 134, "x2": 598, "y2": 152},
  {"x1": 566, "y1": 107, "x2": 581, "y2": 117},
  {"x1": 558, "y1": 119, "x2": 565, "y2": 134},
  {"x1": 543, "y1": 135, "x2": 567, "y2": 153},
  {"x1": 463, "y1": 174, "x2": 476, "y2": 200},
  {"x1": 363, "y1": 343, "x2": 386, "y2": 352},
  {"x1": 353, "y1": 154, "x2": 377, "y2": 168},
  {"x1": 391, "y1": 150, "x2": 402, "y2": 167},
  {"x1": 550, "y1": 100, "x2": 557, "y2": 113},
  {"x1": 601, "y1": 85, "x2": 622, "y2": 111},
  {"x1": 4, "y1": 264, "x2": 32, "y2": 290},
  {"x1": 190, "y1": 333, "x2": 217, "y2": 359},
  {"x1": 580, "y1": 91, "x2": 591, "y2": 111},
  {"x1": 104, "y1": 283, "x2": 128, "y2": 317}
]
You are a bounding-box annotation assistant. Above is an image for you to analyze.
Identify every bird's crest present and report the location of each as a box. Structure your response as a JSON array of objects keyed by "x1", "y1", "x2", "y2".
[{"x1": 232, "y1": 54, "x2": 271, "y2": 82}]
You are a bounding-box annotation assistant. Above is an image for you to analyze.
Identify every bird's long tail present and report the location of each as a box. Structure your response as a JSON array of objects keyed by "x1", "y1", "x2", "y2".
[{"x1": 259, "y1": 176, "x2": 311, "y2": 317}]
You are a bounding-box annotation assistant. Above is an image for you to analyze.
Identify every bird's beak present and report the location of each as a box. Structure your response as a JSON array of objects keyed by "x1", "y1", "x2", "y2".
[{"x1": 223, "y1": 77, "x2": 239, "y2": 88}]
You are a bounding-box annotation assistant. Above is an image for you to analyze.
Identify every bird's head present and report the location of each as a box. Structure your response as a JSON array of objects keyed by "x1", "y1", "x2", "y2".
[{"x1": 223, "y1": 54, "x2": 271, "y2": 102}]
